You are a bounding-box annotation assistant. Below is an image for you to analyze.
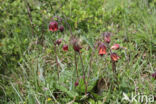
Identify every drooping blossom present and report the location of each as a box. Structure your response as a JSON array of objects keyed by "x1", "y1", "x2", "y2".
[
  {"x1": 152, "y1": 72, "x2": 156, "y2": 80},
  {"x1": 73, "y1": 44, "x2": 82, "y2": 53},
  {"x1": 98, "y1": 43, "x2": 107, "y2": 56},
  {"x1": 111, "y1": 53, "x2": 119, "y2": 62},
  {"x1": 49, "y1": 21, "x2": 58, "y2": 32},
  {"x1": 104, "y1": 36, "x2": 110, "y2": 43},
  {"x1": 103, "y1": 32, "x2": 111, "y2": 43},
  {"x1": 56, "y1": 39, "x2": 62, "y2": 45},
  {"x1": 59, "y1": 26, "x2": 64, "y2": 32},
  {"x1": 75, "y1": 81, "x2": 79, "y2": 87},
  {"x1": 63, "y1": 44, "x2": 68, "y2": 51},
  {"x1": 111, "y1": 44, "x2": 120, "y2": 50},
  {"x1": 71, "y1": 37, "x2": 82, "y2": 53}
]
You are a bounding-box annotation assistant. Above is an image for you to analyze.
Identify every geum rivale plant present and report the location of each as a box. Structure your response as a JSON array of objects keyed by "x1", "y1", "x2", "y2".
[
  {"x1": 49, "y1": 18, "x2": 65, "y2": 79},
  {"x1": 48, "y1": 17, "x2": 124, "y2": 97}
]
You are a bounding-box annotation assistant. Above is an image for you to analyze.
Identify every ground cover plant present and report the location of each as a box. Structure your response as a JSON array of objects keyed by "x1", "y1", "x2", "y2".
[{"x1": 0, "y1": 0, "x2": 156, "y2": 103}]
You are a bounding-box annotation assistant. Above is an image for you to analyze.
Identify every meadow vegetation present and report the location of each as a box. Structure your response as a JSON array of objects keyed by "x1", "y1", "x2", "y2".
[{"x1": 0, "y1": 0, "x2": 156, "y2": 103}]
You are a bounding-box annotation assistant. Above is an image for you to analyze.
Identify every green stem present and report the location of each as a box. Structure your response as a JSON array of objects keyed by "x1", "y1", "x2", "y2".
[
  {"x1": 79, "y1": 53, "x2": 87, "y2": 94},
  {"x1": 74, "y1": 51, "x2": 79, "y2": 79},
  {"x1": 54, "y1": 44, "x2": 59, "y2": 79}
]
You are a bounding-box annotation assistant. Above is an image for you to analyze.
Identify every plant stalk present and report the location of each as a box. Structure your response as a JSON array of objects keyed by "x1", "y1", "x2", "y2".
[
  {"x1": 54, "y1": 44, "x2": 59, "y2": 79},
  {"x1": 112, "y1": 61, "x2": 116, "y2": 73},
  {"x1": 79, "y1": 53, "x2": 87, "y2": 94},
  {"x1": 74, "y1": 51, "x2": 79, "y2": 79}
]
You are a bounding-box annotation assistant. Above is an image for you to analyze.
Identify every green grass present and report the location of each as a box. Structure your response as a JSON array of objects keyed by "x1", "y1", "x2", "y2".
[{"x1": 0, "y1": 0, "x2": 156, "y2": 103}]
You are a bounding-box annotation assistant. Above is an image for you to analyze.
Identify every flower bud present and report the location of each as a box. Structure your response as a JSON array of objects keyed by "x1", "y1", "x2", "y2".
[
  {"x1": 152, "y1": 72, "x2": 156, "y2": 80},
  {"x1": 73, "y1": 44, "x2": 82, "y2": 53},
  {"x1": 56, "y1": 39, "x2": 62, "y2": 45},
  {"x1": 103, "y1": 32, "x2": 111, "y2": 43},
  {"x1": 59, "y1": 26, "x2": 64, "y2": 32},
  {"x1": 104, "y1": 36, "x2": 110, "y2": 43},
  {"x1": 75, "y1": 81, "x2": 79, "y2": 87},
  {"x1": 63, "y1": 44, "x2": 68, "y2": 51},
  {"x1": 72, "y1": 39, "x2": 82, "y2": 52}
]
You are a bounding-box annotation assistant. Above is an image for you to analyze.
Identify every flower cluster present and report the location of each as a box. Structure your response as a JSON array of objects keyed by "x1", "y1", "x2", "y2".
[
  {"x1": 48, "y1": 19, "x2": 122, "y2": 91},
  {"x1": 99, "y1": 32, "x2": 120, "y2": 62},
  {"x1": 49, "y1": 21, "x2": 64, "y2": 33},
  {"x1": 49, "y1": 21, "x2": 68, "y2": 51}
]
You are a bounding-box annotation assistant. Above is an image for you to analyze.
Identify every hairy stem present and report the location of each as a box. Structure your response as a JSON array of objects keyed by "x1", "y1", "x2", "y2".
[
  {"x1": 112, "y1": 61, "x2": 116, "y2": 73},
  {"x1": 86, "y1": 51, "x2": 94, "y2": 89},
  {"x1": 74, "y1": 51, "x2": 79, "y2": 79},
  {"x1": 54, "y1": 44, "x2": 59, "y2": 79},
  {"x1": 79, "y1": 53, "x2": 87, "y2": 94}
]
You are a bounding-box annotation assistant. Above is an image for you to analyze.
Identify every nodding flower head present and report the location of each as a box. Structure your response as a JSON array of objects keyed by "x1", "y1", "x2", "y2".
[
  {"x1": 102, "y1": 32, "x2": 111, "y2": 43},
  {"x1": 152, "y1": 72, "x2": 156, "y2": 80},
  {"x1": 49, "y1": 21, "x2": 58, "y2": 32},
  {"x1": 75, "y1": 81, "x2": 79, "y2": 87},
  {"x1": 55, "y1": 39, "x2": 62, "y2": 45},
  {"x1": 111, "y1": 53, "x2": 119, "y2": 62},
  {"x1": 71, "y1": 37, "x2": 82, "y2": 53},
  {"x1": 63, "y1": 44, "x2": 68, "y2": 51},
  {"x1": 73, "y1": 43, "x2": 82, "y2": 53},
  {"x1": 104, "y1": 36, "x2": 110, "y2": 43},
  {"x1": 111, "y1": 44, "x2": 120, "y2": 50},
  {"x1": 59, "y1": 26, "x2": 64, "y2": 32},
  {"x1": 98, "y1": 43, "x2": 106, "y2": 56}
]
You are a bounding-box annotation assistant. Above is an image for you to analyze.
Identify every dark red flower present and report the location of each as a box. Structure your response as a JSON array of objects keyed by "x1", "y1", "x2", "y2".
[
  {"x1": 111, "y1": 44, "x2": 120, "y2": 50},
  {"x1": 98, "y1": 43, "x2": 106, "y2": 56},
  {"x1": 49, "y1": 21, "x2": 58, "y2": 32},
  {"x1": 63, "y1": 44, "x2": 68, "y2": 51},
  {"x1": 70, "y1": 37, "x2": 82, "y2": 53},
  {"x1": 56, "y1": 39, "x2": 62, "y2": 45},
  {"x1": 75, "y1": 81, "x2": 79, "y2": 87},
  {"x1": 73, "y1": 44, "x2": 82, "y2": 53},
  {"x1": 111, "y1": 53, "x2": 119, "y2": 62},
  {"x1": 72, "y1": 40, "x2": 82, "y2": 53},
  {"x1": 59, "y1": 26, "x2": 64, "y2": 32},
  {"x1": 152, "y1": 72, "x2": 156, "y2": 80}
]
